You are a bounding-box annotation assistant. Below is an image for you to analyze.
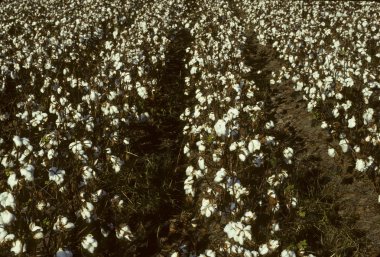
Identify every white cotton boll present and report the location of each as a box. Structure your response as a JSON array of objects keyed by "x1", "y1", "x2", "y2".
[
  {"x1": 81, "y1": 234, "x2": 98, "y2": 254},
  {"x1": 47, "y1": 149, "x2": 56, "y2": 160},
  {"x1": 200, "y1": 198, "x2": 216, "y2": 217},
  {"x1": 184, "y1": 176, "x2": 194, "y2": 196},
  {"x1": 20, "y1": 164, "x2": 34, "y2": 181},
  {"x1": 321, "y1": 121, "x2": 328, "y2": 129},
  {"x1": 281, "y1": 250, "x2": 296, "y2": 257},
  {"x1": 258, "y1": 244, "x2": 269, "y2": 255},
  {"x1": 355, "y1": 159, "x2": 366, "y2": 172},
  {"x1": 239, "y1": 153, "x2": 247, "y2": 162},
  {"x1": 214, "y1": 168, "x2": 226, "y2": 183},
  {"x1": 248, "y1": 139, "x2": 261, "y2": 153},
  {"x1": 170, "y1": 252, "x2": 179, "y2": 257},
  {"x1": 183, "y1": 143, "x2": 190, "y2": 156},
  {"x1": 0, "y1": 227, "x2": 14, "y2": 243},
  {"x1": 214, "y1": 119, "x2": 227, "y2": 137},
  {"x1": 363, "y1": 108, "x2": 374, "y2": 125},
  {"x1": 196, "y1": 141, "x2": 206, "y2": 152},
  {"x1": 213, "y1": 152, "x2": 221, "y2": 162},
  {"x1": 54, "y1": 216, "x2": 75, "y2": 231},
  {"x1": 80, "y1": 202, "x2": 94, "y2": 222},
  {"x1": 13, "y1": 136, "x2": 23, "y2": 147},
  {"x1": 327, "y1": 148, "x2": 336, "y2": 158},
  {"x1": 7, "y1": 173, "x2": 18, "y2": 189},
  {"x1": 347, "y1": 116, "x2": 356, "y2": 128},
  {"x1": 198, "y1": 157, "x2": 205, "y2": 170},
  {"x1": 137, "y1": 86, "x2": 148, "y2": 99},
  {"x1": 353, "y1": 145, "x2": 361, "y2": 153},
  {"x1": 0, "y1": 210, "x2": 15, "y2": 225},
  {"x1": 229, "y1": 142, "x2": 238, "y2": 151},
  {"x1": 29, "y1": 222, "x2": 44, "y2": 239},
  {"x1": 265, "y1": 120, "x2": 274, "y2": 129},
  {"x1": 55, "y1": 248, "x2": 73, "y2": 257},
  {"x1": 269, "y1": 240, "x2": 279, "y2": 250},
  {"x1": 205, "y1": 249, "x2": 216, "y2": 257},
  {"x1": 116, "y1": 224, "x2": 133, "y2": 241},
  {"x1": 291, "y1": 197, "x2": 298, "y2": 207},
  {"x1": 339, "y1": 139, "x2": 349, "y2": 153},
  {"x1": 11, "y1": 240, "x2": 25, "y2": 255},
  {"x1": 49, "y1": 167, "x2": 66, "y2": 185}
]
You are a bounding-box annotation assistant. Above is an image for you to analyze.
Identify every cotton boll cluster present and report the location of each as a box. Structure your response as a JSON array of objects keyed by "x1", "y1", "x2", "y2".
[
  {"x1": 0, "y1": 0, "x2": 191, "y2": 254},
  {"x1": 179, "y1": 1, "x2": 294, "y2": 255},
  {"x1": 238, "y1": 1, "x2": 379, "y2": 173}
]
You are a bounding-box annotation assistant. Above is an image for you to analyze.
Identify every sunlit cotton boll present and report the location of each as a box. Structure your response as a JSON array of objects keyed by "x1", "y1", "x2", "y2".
[
  {"x1": 48, "y1": 167, "x2": 65, "y2": 185},
  {"x1": 248, "y1": 139, "x2": 261, "y2": 153},
  {"x1": 55, "y1": 248, "x2": 73, "y2": 257},
  {"x1": 20, "y1": 164, "x2": 35, "y2": 181},
  {"x1": 0, "y1": 210, "x2": 15, "y2": 225},
  {"x1": 283, "y1": 147, "x2": 294, "y2": 164},
  {"x1": 339, "y1": 139, "x2": 349, "y2": 153},
  {"x1": 7, "y1": 173, "x2": 18, "y2": 189},
  {"x1": 53, "y1": 216, "x2": 75, "y2": 231},
  {"x1": 363, "y1": 108, "x2": 374, "y2": 125},
  {"x1": 12, "y1": 136, "x2": 23, "y2": 147},
  {"x1": 11, "y1": 240, "x2": 26, "y2": 255},
  {"x1": 116, "y1": 224, "x2": 134, "y2": 241},
  {"x1": 258, "y1": 244, "x2": 269, "y2": 255},
  {"x1": 214, "y1": 119, "x2": 227, "y2": 137},
  {"x1": 355, "y1": 159, "x2": 367, "y2": 172},
  {"x1": 281, "y1": 250, "x2": 296, "y2": 257},
  {"x1": 327, "y1": 148, "x2": 336, "y2": 158},
  {"x1": 347, "y1": 116, "x2": 356, "y2": 128},
  {"x1": 214, "y1": 168, "x2": 226, "y2": 183},
  {"x1": 80, "y1": 202, "x2": 94, "y2": 223},
  {"x1": 0, "y1": 192, "x2": 16, "y2": 209},
  {"x1": 81, "y1": 234, "x2": 98, "y2": 254},
  {"x1": 29, "y1": 222, "x2": 43, "y2": 239},
  {"x1": 200, "y1": 198, "x2": 217, "y2": 217}
]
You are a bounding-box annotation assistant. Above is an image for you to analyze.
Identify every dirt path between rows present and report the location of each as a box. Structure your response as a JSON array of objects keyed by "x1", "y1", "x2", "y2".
[{"x1": 245, "y1": 35, "x2": 380, "y2": 257}]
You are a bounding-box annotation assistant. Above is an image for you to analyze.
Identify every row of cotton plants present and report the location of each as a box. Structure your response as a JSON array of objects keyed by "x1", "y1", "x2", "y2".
[
  {"x1": 176, "y1": 1, "x2": 301, "y2": 256},
  {"x1": 238, "y1": 1, "x2": 379, "y2": 174},
  {"x1": 0, "y1": 0, "x2": 187, "y2": 255}
]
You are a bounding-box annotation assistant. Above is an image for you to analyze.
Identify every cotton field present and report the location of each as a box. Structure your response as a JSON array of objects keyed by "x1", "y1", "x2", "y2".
[{"x1": 0, "y1": 0, "x2": 379, "y2": 256}]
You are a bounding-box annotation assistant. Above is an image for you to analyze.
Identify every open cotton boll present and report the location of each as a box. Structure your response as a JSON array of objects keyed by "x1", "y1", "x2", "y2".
[
  {"x1": 11, "y1": 239, "x2": 26, "y2": 255},
  {"x1": 53, "y1": 216, "x2": 75, "y2": 231},
  {"x1": 200, "y1": 198, "x2": 217, "y2": 217},
  {"x1": 198, "y1": 157, "x2": 205, "y2": 170},
  {"x1": 214, "y1": 168, "x2": 226, "y2": 183},
  {"x1": 347, "y1": 116, "x2": 356, "y2": 128},
  {"x1": 327, "y1": 148, "x2": 336, "y2": 158},
  {"x1": 248, "y1": 139, "x2": 261, "y2": 153},
  {"x1": 12, "y1": 136, "x2": 23, "y2": 147},
  {"x1": 355, "y1": 159, "x2": 367, "y2": 172},
  {"x1": 116, "y1": 224, "x2": 134, "y2": 241},
  {"x1": 81, "y1": 234, "x2": 98, "y2": 254},
  {"x1": 281, "y1": 250, "x2": 296, "y2": 257},
  {"x1": 29, "y1": 222, "x2": 44, "y2": 239},
  {"x1": 363, "y1": 108, "x2": 374, "y2": 125},
  {"x1": 0, "y1": 210, "x2": 15, "y2": 225},
  {"x1": 20, "y1": 164, "x2": 34, "y2": 181},
  {"x1": 258, "y1": 244, "x2": 269, "y2": 255},
  {"x1": 7, "y1": 173, "x2": 18, "y2": 189},
  {"x1": 339, "y1": 139, "x2": 349, "y2": 153},
  {"x1": 0, "y1": 192, "x2": 16, "y2": 210},
  {"x1": 48, "y1": 167, "x2": 66, "y2": 185},
  {"x1": 214, "y1": 119, "x2": 227, "y2": 137}
]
